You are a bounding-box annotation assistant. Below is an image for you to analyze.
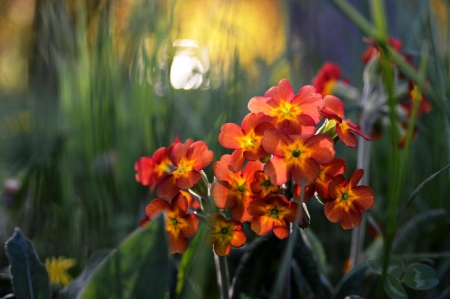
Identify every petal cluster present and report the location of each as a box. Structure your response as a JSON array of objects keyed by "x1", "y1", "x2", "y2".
[{"x1": 204, "y1": 213, "x2": 246, "y2": 256}]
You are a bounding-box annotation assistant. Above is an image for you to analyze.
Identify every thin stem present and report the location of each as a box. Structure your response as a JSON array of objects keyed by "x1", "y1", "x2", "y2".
[{"x1": 214, "y1": 254, "x2": 230, "y2": 299}]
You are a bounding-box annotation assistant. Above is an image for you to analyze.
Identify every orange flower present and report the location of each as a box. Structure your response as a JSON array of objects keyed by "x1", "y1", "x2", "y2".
[
  {"x1": 212, "y1": 155, "x2": 263, "y2": 222},
  {"x1": 134, "y1": 137, "x2": 180, "y2": 192},
  {"x1": 204, "y1": 213, "x2": 247, "y2": 256},
  {"x1": 293, "y1": 159, "x2": 346, "y2": 202},
  {"x1": 145, "y1": 192, "x2": 199, "y2": 254},
  {"x1": 321, "y1": 95, "x2": 371, "y2": 147},
  {"x1": 218, "y1": 112, "x2": 273, "y2": 172},
  {"x1": 248, "y1": 79, "x2": 323, "y2": 135},
  {"x1": 262, "y1": 128, "x2": 335, "y2": 186},
  {"x1": 248, "y1": 194, "x2": 298, "y2": 239},
  {"x1": 312, "y1": 62, "x2": 342, "y2": 96},
  {"x1": 157, "y1": 139, "x2": 214, "y2": 199},
  {"x1": 250, "y1": 170, "x2": 280, "y2": 199},
  {"x1": 324, "y1": 169, "x2": 375, "y2": 230},
  {"x1": 401, "y1": 82, "x2": 432, "y2": 118}
]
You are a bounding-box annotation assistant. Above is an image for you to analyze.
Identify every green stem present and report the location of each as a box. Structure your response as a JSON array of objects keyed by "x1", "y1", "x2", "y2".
[{"x1": 214, "y1": 254, "x2": 230, "y2": 299}]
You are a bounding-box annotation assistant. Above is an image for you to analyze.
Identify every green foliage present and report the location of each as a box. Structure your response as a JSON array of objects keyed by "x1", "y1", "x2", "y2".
[
  {"x1": 59, "y1": 214, "x2": 168, "y2": 299},
  {"x1": 331, "y1": 261, "x2": 368, "y2": 299},
  {"x1": 4, "y1": 228, "x2": 50, "y2": 299}
]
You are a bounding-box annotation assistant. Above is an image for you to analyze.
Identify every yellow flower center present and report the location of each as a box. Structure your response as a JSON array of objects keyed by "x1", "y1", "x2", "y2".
[
  {"x1": 220, "y1": 227, "x2": 229, "y2": 235},
  {"x1": 237, "y1": 185, "x2": 246, "y2": 193},
  {"x1": 263, "y1": 180, "x2": 272, "y2": 187},
  {"x1": 170, "y1": 218, "x2": 178, "y2": 226}
]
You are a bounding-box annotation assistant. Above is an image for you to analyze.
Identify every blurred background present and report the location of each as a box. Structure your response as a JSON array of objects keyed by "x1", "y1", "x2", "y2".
[{"x1": 0, "y1": 0, "x2": 449, "y2": 294}]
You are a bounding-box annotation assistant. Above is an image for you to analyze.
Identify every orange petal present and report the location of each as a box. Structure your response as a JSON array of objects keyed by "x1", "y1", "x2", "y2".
[
  {"x1": 230, "y1": 230, "x2": 247, "y2": 248},
  {"x1": 339, "y1": 204, "x2": 363, "y2": 230},
  {"x1": 228, "y1": 148, "x2": 246, "y2": 172},
  {"x1": 214, "y1": 239, "x2": 232, "y2": 256},
  {"x1": 206, "y1": 213, "x2": 226, "y2": 228},
  {"x1": 212, "y1": 182, "x2": 237, "y2": 209},
  {"x1": 273, "y1": 224, "x2": 290, "y2": 239},
  {"x1": 291, "y1": 85, "x2": 324, "y2": 124},
  {"x1": 351, "y1": 186, "x2": 375, "y2": 210},
  {"x1": 264, "y1": 79, "x2": 294, "y2": 104},
  {"x1": 157, "y1": 175, "x2": 180, "y2": 200},
  {"x1": 213, "y1": 155, "x2": 236, "y2": 183},
  {"x1": 175, "y1": 171, "x2": 201, "y2": 189},
  {"x1": 336, "y1": 123, "x2": 357, "y2": 147},
  {"x1": 323, "y1": 95, "x2": 345, "y2": 117},
  {"x1": 180, "y1": 213, "x2": 199, "y2": 238},
  {"x1": 324, "y1": 200, "x2": 345, "y2": 223},
  {"x1": 168, "y1": 230, "x2": 188, "y2": 254},
  {"x1": 230, "y1": 196, "x2": 253, "y2": 222},
  {"x1": 248, "y1": 96, "x2": 273, "y2": 115},
  {"x1": 250, "y1": 216, "x2": 273, "y2": 236},
  {"x1": 187, "y1": 141, "x2": 214, "y2": 171},
  {"x1": 146, "y1": 199, "x2": 171, "y2": 218},
  {"x1": 291, "y1": 158, "x2": 320, "y2": 186},
  {"x1": 219, "y1": 123, "x2": 244, "y2": 149},
  {"x1": 262, "y1": 128, "x2": 290, "y2": 156},
  {"x1": 304, "y1": 134, "x2": 335, "y2": 164},
  {"x1": 348, "y1": 169, "x2": 364, "y2": 188},
  {"x1": 264, "y1": 156, "x2": 290, "y2": 185}
]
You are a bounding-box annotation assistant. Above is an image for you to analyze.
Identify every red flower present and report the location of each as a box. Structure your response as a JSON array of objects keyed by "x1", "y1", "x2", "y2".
[
  {"x1": 212, "y1": 155, "x2": 263, "y2": 222},
  {"x1": 157, "y1": 139, "x2": 214, "y2": 199},
  {"x1": 248, "y1": 194, "x2": 298, "y2": 239},
  {"x1": 324, "y1": 169, "x2": 375, "y2": 230},
  {"x1": 204, "y1": 214, "x2": 247, "y2": 256},
  {"x1": 262, "y1": 128, "x2": 335, "y2": 186},
  {"x1": 362, "y1": 37, "x2": 402, "y2": 64},
  {"x1": 322, "y1": 95, "x2": 371, "y2": 147},
  {"x1": 145, "y1": 192, "x2": 199, "y2": 254},
  {"x1": 251, "y1": 170, "x2": 280, "y2": 199},
  {"x1": 312, "y1": 62, "x2": 342, "y2": 96},
  {"x1": 248, "y1": 79, "x2": 323, "y2": 135},
  {"x1": 134, "y1": 137, "x2": 180, "y2": 192},
  {"x1": 218, "y1": 113, "x2": 273, "y2": 172}
]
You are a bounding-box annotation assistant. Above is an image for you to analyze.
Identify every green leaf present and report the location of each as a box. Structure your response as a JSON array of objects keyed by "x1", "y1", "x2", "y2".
[
  {"x1": 303, "y1": 228, "x2": 327, "y2": 275},
  {"x1": 230, "y1": 232, "x2": 281, "y2": 299},
  {"x1": 402, "y1": 263, "x2": 439, "y2": 290},
  {"x1": 407, "y1": 163, "x2": 450, "y2": 207},
  {"x1": 292, "y1": 228, "x2": 326, "y2": 299},
  {"x1": 392, "y1": 209, "x2": 446, "y2": 254},
  {"x1": 4, "y1": 228, "x2": 50, "y2": 299},
  {"x1": 384, "y1": 273, "x2": 407, "y2": 299},
  {"x1": 367, "y1": 258, "x2": 404, "y2": 279},
  {"x1": 58, "y1": 250, "x2": 112, "y2": 299},
  {"x1": 60, "y1": 214, "x2": 169, "y2": 299},
  {"x1": 331, "y1": 261, "x2": 368, "y2": 299}
]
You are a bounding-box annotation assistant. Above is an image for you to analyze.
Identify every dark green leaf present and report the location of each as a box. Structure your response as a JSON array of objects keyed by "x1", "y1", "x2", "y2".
[
  {"x1": 331, "y1": 261, "x2": 368, "y2": 299},
  {"x1": 4, "y1": 228, "x2": 50, "y2": 299},
  {"x1": 367, "y1": 258, "x2": 404, "y2": 279},
  {"x1": 384, "y1": 273, "x2": 407, "y2": 299},
  {"x1": 58, "y1": 250, "x2": 112, "y2": 299},
  {"x1": 230, "y1": 232, "x2": 281, "y2": 299},
  {"x1": 60, "y1": 214, "x2": 169, "y2": 299},
  {"x1": 402, "y1": 263, "x2": 439, "y2": 290},
  {"x1": 392, "y1": 209, "x2": 446, "y2": 253},
  {"x1": 407, "y1": 163, "x2": 450, "y2": 207},
  {"x1": 292, "y1": 228, "x2": 326, "y2": 299}
]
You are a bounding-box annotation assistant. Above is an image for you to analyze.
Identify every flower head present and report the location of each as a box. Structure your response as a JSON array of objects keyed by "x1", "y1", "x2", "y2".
[
  {"x1": 204, "y1": 213, "x2": 247, "y2": 256},
  {"x1": 145, "y1": 192, "x2": 199, "y2": 254},
  {"x1": 135, "y1": 137, "x2": 180, "y2": 192},
  {"x1": 251, "y1": 170, "x2": 280, "y2": 199},
  {"x1": 218, "y1": 113, "x2": 274, "y2": 172},
  {"x1": 212, "y1": 155, "x2": 263, "y2": 222},
  {"x1": 248, "y1": 194, "x2": 298, "y2": 239},
  {"x1": 262, "y1": 128, "x2": 335, "y2": 186},
  {"x1": 248, "y1": 79, "x2": 323, "y2": 135},
  {"x1": 313, "y1": 62, "x2": 342, "y2": 96},
  {"x1": 324, "y1": 169, "x2": 375, "y2": 230},
  {"x1": 45, "y1": 256, "x2": 77, "y2": 286},
  {"x1": 157, "y1": 139, "x2": 214, "y2": 199},
  {"x1": 322, "y1": 95, "x2": 371, "y2": 147}
]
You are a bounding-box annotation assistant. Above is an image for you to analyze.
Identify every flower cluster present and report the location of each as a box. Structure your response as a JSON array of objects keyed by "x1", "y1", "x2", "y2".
[{"x1": 135, "y1": 79, "x2": 375, "y2": 256}]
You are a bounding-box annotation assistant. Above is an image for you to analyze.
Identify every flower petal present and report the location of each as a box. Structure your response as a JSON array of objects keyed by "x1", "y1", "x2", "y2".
[
  {"x1": 212, "y1": 182, "x2": 237, "y2": 209},
  {"x1": 219, "y1": 123, "x2": 245, "y2": 149},
  {"x1": 146, "y1": 199, "x2": 171, "y2": 218}
]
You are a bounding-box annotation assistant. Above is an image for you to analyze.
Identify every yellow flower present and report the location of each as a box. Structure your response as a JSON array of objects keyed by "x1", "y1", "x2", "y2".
[{"x1": 45, "y1": 256, "x2": 76, "y2": 286}]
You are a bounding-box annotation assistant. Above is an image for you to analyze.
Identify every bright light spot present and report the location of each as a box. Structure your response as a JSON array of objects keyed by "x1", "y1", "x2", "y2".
[{"x1": 170, "y1": 40, "x2": 207, "y2": 90}]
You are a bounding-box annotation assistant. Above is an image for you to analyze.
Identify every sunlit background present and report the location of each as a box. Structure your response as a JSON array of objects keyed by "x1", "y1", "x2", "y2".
[{"x1": 0, "y1": 0, "x2": 450, "y2": 297}]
